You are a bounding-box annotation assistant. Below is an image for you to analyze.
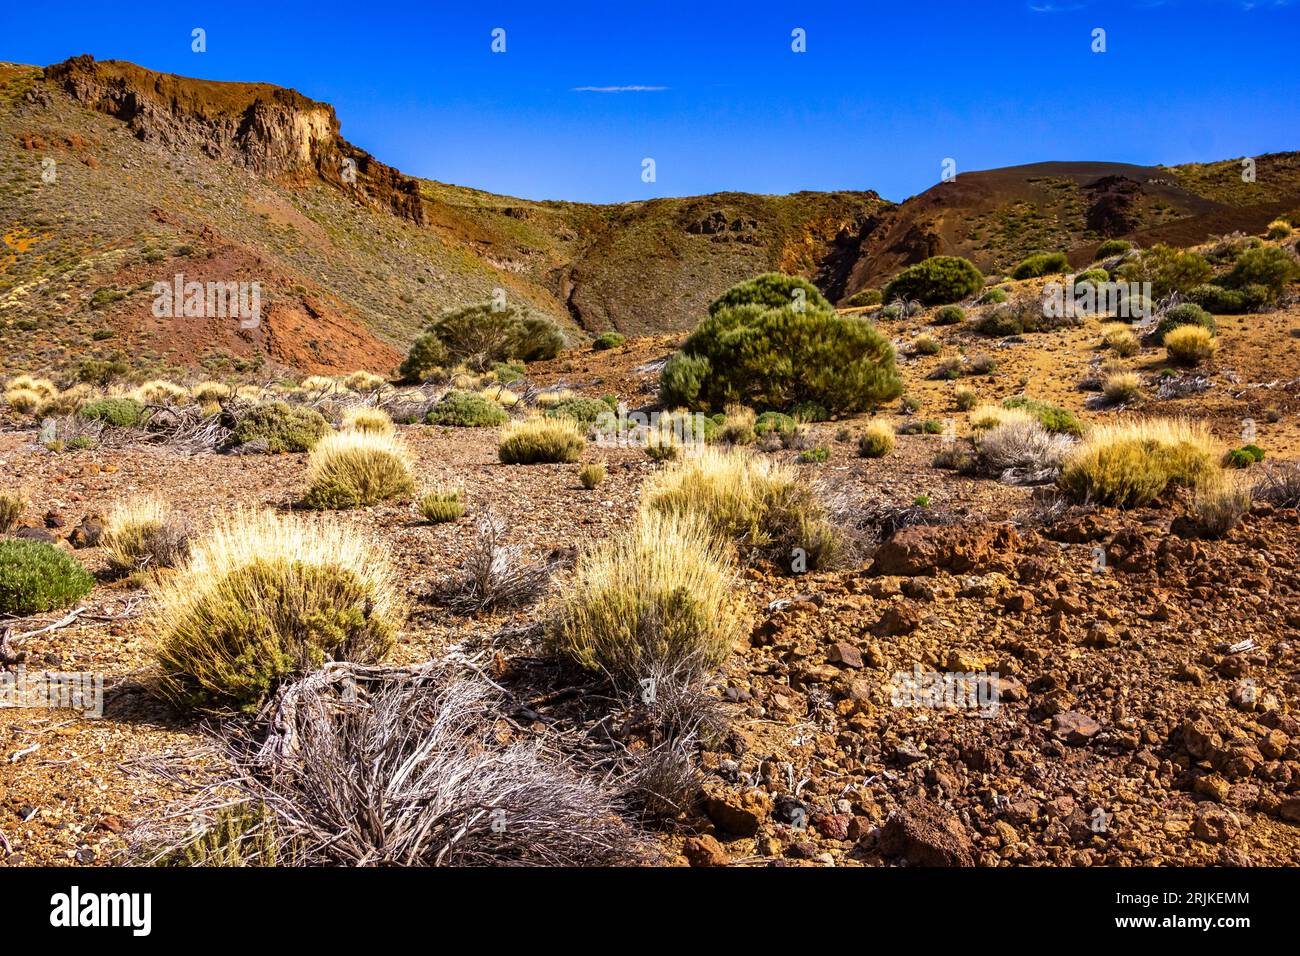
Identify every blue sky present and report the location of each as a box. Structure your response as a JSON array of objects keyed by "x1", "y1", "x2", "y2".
[{"x1": 2, "y1": 0, "x2": 1297, "y2": 203}]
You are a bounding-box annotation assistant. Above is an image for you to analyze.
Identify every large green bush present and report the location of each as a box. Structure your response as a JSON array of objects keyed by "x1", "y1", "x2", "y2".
[
  {"x1": 660, "y1": 295, "x2": 901, "y2": 415},
  {"x1": 1187, "y1": 283, "x2": 1269, "y2": 314},
  {"x1": 1011, "y1": 251, "x2": 1070, "y2": 279},
  {"x1": 0, "y1": 539, "x2": 95, "y2": 616},
  {"x1": 708, "y1": 273, "x2": 831, "y2": 315},
  {"x1": 429, "y1": 303, "x2": 566, "y2": 369},
  {"x1": 79, "y1": 397, "x2": 144, "y2": 428},
  {"x1": 545, "y1": 397, "x2": 611, "y2": 426},
  {"x1": 232, "y1": 402, "x2": 331, "y2": 452},
  {"x1": 425, "y1": 390, "x2": 508, "y2": 427},
  {"x1": 883, "y1": 256, "x2": 984, "y2": 305}
]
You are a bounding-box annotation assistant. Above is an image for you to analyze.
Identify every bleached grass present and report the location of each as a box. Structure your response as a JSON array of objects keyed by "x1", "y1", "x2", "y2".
[{"x1": 303, "y1": 430, "x2": 414, "y2": 509}]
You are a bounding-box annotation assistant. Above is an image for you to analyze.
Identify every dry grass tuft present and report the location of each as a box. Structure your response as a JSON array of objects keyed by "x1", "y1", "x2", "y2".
[
  {"x1": 0, "y1": 489, "x2": 27, "y2": 534},
  {"x1": 341, "y1": 406, "x2": 394, "y2": 435},
  {"x1": 3, "y1": 387, "x2": 42, "y2": 414},
  {"x1": 1102, "y1": 371, "x2": 1142, "y2": 404},
  {"x1": 977, "y1": 419, "x2": 1074, "y2": 484},
  {"x1": 417, "y1": 488, "x2": 465, "y2": 523},
  {"x1": 1187, "y1": 476, "x2": 1252, "y2": 538},
  {"x1": 498, "y1": 416, "x2": 586, "y2": 465},
  {"x1": 551, "y1": 512, "x2": 748, "y2": 687},
  {"x1": 857, "y1": 419, "x2": 895, "y2": 458},
  {"x1": 641, "y1": 447, "x2": 838, "y2": 570},
  {"x1": 102, "y1": 496, "x2": 191, "y2": 576},
  {"x1": 1059, "y1": 418, "x2": 1220, "y2": 507},
  {"x1": 344, "y1": 371, "x2": 388, "y2": 392},
  {"x1": 1164, "y1": 325, "x2": 1217, "y2": 366},
  {"x1": 1102, "y1": 324, "x2": 1139, "y2": 357},
  {"x1": 191, "y1": 381, "x2": 231, "y2": 403},
  {"x1": 131, "y1": 380, "x2": 190, "y2": 405},
  {"x1": 149, "y1": 509, "x2": 403, "y2": 713},
  {"x1": 579, "y1": 462, "x2": 607, "y2": 489},
  {"x1": 303, "y1": 430, "x2": 414, "y2": 509}
]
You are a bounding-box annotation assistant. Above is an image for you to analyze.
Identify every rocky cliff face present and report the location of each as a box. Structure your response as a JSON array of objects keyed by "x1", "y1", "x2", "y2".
[{"x1": 44, "y1": 55, "x2": 423, "y2": 223}]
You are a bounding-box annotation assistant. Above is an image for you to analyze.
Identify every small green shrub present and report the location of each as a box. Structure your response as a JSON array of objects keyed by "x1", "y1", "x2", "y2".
[
  {"x1": 426, "y1": 390, "x2": 509, "y2": 427},
  {"x1": 1220, "y1": 245, "x2": 1298, "y2": 296},
  {"x1": 844, "y1": 288, "x2": 882, "y2": 307},
  {"x1": 1001, "y1": 396, "x2": 1083, "y2": 436},
  {"x1": 1224, "y1": 445, "x2": 1265, "y2": 468},
  {"x1": 1094, "y1": 239, "x2": 1132, "y2": 259},
  {"x1": 0, "y1": 539, "x2": 95, "y2": 616},
  {"x1": 1011, "y1": 251, "x2": 1069, "y2": 279},
  {"x1": 798, "y1": 446, "x2": 829, "y2": 463},
  {"x1": 754, "y1": 411, "x2": 796, "y2": 436},
  {"x1": 418, "y1": 489, "x2": 465, "y2": 522},
  {"x1": 977, "y1": 287, "x2": 1009, "y2": 305},
  {"x1": 79, "y1": 397, "x2": 145, "y2": 428},
  {"x1": 1155, "y1": 303, "x2": 1217, "y2": 343},
  {"x1": 914, "y1": 335, "x2": 941, "y2": 355},
  {"x1": 233, "y1": 402, "x2": 330, "y2": 452},
  {"x1": 399, "y1": 334, "x2": 449, "y2": 382},
  {"x1": 933, "y1": 305, "x2": 965, "y2": 326},
  {"x1": 545, "y1": 397, "x2": 611, "y2": 426},
  {"x1": 858, "y1": 422, "x2": 894, "y2": 458},
  {"x1": 592, "y1": 331, "x2": 626, "y2": 351},
  {"x1": 1117, "y1": 244, "x2": 1212, "y2": 298},
  {"x1": 883, "y1": 256, "x2": 984, "y2": 305}
]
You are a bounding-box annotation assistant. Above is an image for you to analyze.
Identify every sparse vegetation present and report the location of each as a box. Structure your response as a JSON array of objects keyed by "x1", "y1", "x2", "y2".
[
  {"x1": 933, "y1": 305, "x2": 965, "y2": 325},
  {"x1": 0, "y1": 490, "x2": 26, "y2": 534},
  {"x1": 341, "y1": 406, "x2": 394, "y2": 435},
  {"x1": 579, "y1": 462, "x2": 607, "y2": 489},
  {"x1": 1103, "y1": 324, "x2": 1139, "y2": 357},
  {"x1": 102, "y1": 496, "x2": 191, "y2": 576},
  {"x1": 1011, "y1": 251, "x2": 1069, "y2": 279},
  {"x1": 592, "y1": 331, "x2": 626, "y2": 350},
  {"x1": 1155, "y1": 303, "x2": 1216, "y2": 343},
  {"x1": 1103, "y1": 371, "x2": 1142, "y2": 404},
  {"x1": 498, "y1": 416, "x2": 586, "y2": 464}
]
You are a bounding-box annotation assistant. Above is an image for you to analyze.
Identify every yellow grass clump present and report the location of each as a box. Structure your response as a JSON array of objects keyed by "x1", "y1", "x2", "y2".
[
  {"x1": 641, "y1": 447, "x2": 838, "y2": 569},
  {"x1": 1164, "y1": 325, "x2": 1218, "y2": 366},
  {"x1": 498, "y1": 416, "x2": 586, "y2": 464},
  {"x1": 303, "y1": 430, "x2": 415, "y2": 509},
  {"x1": 579, "y1": 462, "x2": 607, "y2": 489},
  {"x1": 131, "y1": 380, "x2": 190, "y2": 405},
  {"x1": 149, "y1": 509, "x2": 402, "y2": 713},
  {"x1": 417, "y1": 487, "x2": 465, "y2": 523},
  {"x1": 857, "y1": 419, "x2": 895, "y2": 458},
  {"x1": 344, "y1": 371, "x2": 388, "y2": 392},
  {"x1": 479, "y1": 384, "x2": 520, "y2": 407},
  {"x1": 0, "y1": 489, "x2": 27, "y2": 533},
  {"x1": 341, "y1": 406, "x2": 394, "y2": 435},
  {"x1": 4, "y1": 387, "x2": 43, "y2": 414},
  {"x1": 969, "y1": 404, "x2": 1035, "y2": 431},
  {"x1": 550, "y1": 512, "x2": 748, "y2": 686},
  {"x1": 1102, "y1": 371, "x2": 1142, "y2": 404},
  {"x1": 299, "y1": 375, "x2": 342, "y2": 393},
  {"x1": 1102, "y1": 324, "x2": 1139, "y2": 357},
  {"x1": 6, "y1": 375, "x2": 57, "y2": 399},
  {"x1": 191, "y1": 381, "x2": 232, "y2": 402},
  {"x1": 1059, "y1": 418, "x2": 1220, "y2": 508},
  {"x1": 535, "y1": 389, "x2": 577, "y2": 408},
  {"x1": 101, "y1": 496, "x2": 189, "y2": 576}
]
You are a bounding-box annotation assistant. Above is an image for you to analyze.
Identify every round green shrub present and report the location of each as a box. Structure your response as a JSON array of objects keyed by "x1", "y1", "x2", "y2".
[
  {"x1": 592, "y1": 331, "x2": 626, "y2": 351},
  {"x1": 707, "y1": 273, "x2": 831, "y2": 316},
  {"x1": 754, "y1": 411, "x2": 796, "y2": 435},
  {"x1": 977, "y1": 287, "x2": 1009, "y2": 305},
  {"x1": 399, "y1": 333, "x2": 449, "y2": 382},
  {"x1": 546, "y1": 397, "x2": 613, "y2": 425},
  {"x1": 426, "y1": 390, "x2": 509, "y2": 427},
  {"x1": 0, "y1": 539, "x2": 95, "y2": 616},
  {"x1": 432, "y1": 303, "x2": 565, "y2": 368},
  {"x1": 933, "y1": 305, "x2": 965, "y2": 325},
  {"x1": 883, "y1": 256, "x2": 984, "y2": 305},
  {"x1": 1221, "y1": 246, "x2": 1298, "y2": 296},
  {"x1": 844, "y1": 288, "x2": 882, "y2": 307},
  {"x1": 1011, "y1": 251, "x2": 1070, "y2": 280},
  {"x1": 233, "y1": 402, "x2": 331, "y2": 452},
  {"x1": 1155, "y1": 303, "x2": 1217, "y2": 343},
  {"x1": 1187, "y1": 284, "x2": 1245, "y2": 314},
  {"x1": 660, "y1": 291, "x2": 902, "y2": 415},
  {"x1": 79, "y1": 397, "x2": 145, "y2": 428}
]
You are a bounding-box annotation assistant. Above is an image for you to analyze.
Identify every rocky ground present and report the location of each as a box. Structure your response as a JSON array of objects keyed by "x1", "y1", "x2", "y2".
[{"x1": 3, "y1": 320, "x2": 1300, "y2": 868}]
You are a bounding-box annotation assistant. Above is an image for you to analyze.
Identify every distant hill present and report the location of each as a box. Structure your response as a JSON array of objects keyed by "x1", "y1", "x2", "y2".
[{"x1": 1, "y1": 55, "x2": 1295, "y2": 378}]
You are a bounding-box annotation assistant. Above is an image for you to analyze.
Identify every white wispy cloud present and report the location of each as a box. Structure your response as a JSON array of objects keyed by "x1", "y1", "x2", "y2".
[
  {"x1": 571, "y1": 85, "x2": 668, "y2": 93},
  {"x1": 1027, "y1": 2, "x2": 1085, "y2": 11}
]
